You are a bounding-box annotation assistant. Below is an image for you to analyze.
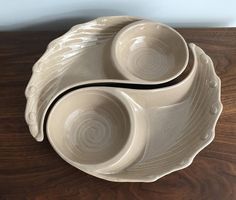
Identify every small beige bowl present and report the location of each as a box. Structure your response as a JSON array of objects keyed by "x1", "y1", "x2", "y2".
[
  {"x1": 111, "y1": 20, "x2": 189, "y2": 83},
  {"x1": 46, "y1": 87, "x2": 146, "y2": 174}
]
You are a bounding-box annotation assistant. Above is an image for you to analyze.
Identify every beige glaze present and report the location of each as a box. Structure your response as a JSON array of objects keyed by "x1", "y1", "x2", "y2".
[
  {"x1": 111, "y1": 20, "x2": 189, "y2": 83},
  {"x1": 45, "y1": 44, "x2": 222, "y2": 182},
  {"x1": 25, "y1": 16, "x2": 222, "y2": 182}
]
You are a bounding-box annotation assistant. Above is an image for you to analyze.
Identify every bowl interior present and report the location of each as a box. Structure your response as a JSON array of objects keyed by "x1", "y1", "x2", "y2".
[
  {"x1": 47, "y1": 88, "x2": 131, "y2": 166},
  {"x1": 112, "y1": 21, "x2": 188, "y2": 83}
]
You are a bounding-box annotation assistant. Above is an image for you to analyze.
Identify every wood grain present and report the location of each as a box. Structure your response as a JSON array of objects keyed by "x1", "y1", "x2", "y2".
[{"x1": 0, "y1": 29, "x2": 235, "y2": 200}]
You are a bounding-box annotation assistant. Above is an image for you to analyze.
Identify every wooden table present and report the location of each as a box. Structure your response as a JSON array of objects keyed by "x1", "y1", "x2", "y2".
[{"x1": 0, "y1": 29, "x2": 235, "y2": 199}]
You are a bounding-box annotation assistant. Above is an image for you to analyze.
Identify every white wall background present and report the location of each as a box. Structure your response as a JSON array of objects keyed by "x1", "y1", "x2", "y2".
[{"x1": 0, "y1": 0, "x2": 235, "y2": 30}]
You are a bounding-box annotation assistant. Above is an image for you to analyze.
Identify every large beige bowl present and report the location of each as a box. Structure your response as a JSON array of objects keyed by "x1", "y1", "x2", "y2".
[
  {"x1": 25, "y1": 16, "x2": 222, "y2": 182},
  {"x1": 111, "y1": 20, "x2": 189, "y2": 83}
]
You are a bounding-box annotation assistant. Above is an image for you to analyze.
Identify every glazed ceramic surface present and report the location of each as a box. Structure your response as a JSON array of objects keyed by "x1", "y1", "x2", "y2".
[
  {"x1": 25, "y1": 16, "x2": 222, "y2": 182},
  {"x1": 45, "y1": 43, "x2": 222, "y2": 182},
  {"x1": 111, "y1": 20, "x2": 189, "y2": 83}
]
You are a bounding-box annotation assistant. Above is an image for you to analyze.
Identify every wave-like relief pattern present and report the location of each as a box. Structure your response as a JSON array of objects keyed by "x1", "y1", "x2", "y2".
[
  {"x1": 25, "y1": 16, "x2": 138, "y2": 141},
  {"x1": 98, "y1": 44, "x2": 222, "y2": 182}
]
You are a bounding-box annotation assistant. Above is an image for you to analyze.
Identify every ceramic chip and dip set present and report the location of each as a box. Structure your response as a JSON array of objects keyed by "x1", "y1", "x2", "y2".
[{"x1": 25, "y1": 16, "x2": 222, "y2": 182}]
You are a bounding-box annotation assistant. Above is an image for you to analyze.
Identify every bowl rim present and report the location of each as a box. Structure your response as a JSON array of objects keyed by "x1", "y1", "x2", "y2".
[
  {"x1": 46, "y1": 87, "x2": 137, "y2": 172},
  {"x1": 111, "y1": 19, "x2": 189, "y2": 84}
]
